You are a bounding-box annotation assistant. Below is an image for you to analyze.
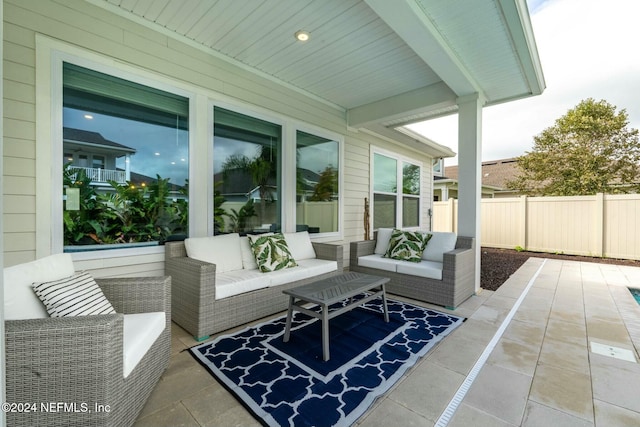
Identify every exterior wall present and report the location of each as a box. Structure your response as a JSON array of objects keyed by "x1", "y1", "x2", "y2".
[
  {"x1": 3, "y1": 0, "x2": 435, "y2": 275},
  {"x1": 434, "y1": 194, "x2": 640, "y2": 260}
]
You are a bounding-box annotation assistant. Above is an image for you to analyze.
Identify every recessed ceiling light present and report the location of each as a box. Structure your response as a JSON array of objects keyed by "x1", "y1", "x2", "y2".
[
  {"x1": 295, "y1": 30, "x2": 310, "y2": 42},
  {"x1": 84, "y1": 114, "x2": 93, "y2": 120}
]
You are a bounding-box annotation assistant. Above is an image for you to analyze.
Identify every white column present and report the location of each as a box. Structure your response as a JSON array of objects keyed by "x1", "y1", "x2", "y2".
[
  {"x1": 457, "y1": 94, "x2": 483, "y2": 293},
  {"x1": 442, "y1": 185, "x2": 449, "y2": 201}
]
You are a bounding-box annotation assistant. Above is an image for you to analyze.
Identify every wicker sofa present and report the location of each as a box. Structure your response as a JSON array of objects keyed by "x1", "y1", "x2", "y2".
[
  {"x1": 165, "y1": 232, "x2": 344, "y2": 339},
  {"x1": 4, "y1": 254, "x2": 171, "y2": 427},
  {"x1": 350, "y1": 230, "x2": 476, "y2": 309}
]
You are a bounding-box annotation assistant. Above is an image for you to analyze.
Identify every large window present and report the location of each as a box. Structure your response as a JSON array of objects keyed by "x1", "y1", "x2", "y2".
[
  {"x1": 372, "y1": 151, "x2": 422, "y2": 229},
  {"x1": 62, "y1": 63, "x2": 189, "y2": 250},
  {"x1": 296, "y1": 130, "x2": 339, "y2": 233},
  {"x1": 213, "y1": 107, "x2": 282, "y2": 234}
]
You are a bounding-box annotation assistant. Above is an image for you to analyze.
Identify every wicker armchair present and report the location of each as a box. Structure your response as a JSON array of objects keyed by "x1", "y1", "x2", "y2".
[
  {"x1": 350, "y1": 236, "x2": 476, "y2": 309},
  {"x1": 165, "y1": 241, "x2": 343, "y2": 339},
  {"x1": 5, "y1": 276, "x2": 171, "y2": 427}
]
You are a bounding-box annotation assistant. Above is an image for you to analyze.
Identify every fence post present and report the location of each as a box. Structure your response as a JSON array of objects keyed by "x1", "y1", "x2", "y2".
[
  {"x1": 594, "y1": 193, "x2": 604, "y2": 257},
  {"x1": 519, "y1": 195, "x2": 527, "y2": 250},
  {"x1": 447, "y1": 198, "x2": 455, "y2": 232}
]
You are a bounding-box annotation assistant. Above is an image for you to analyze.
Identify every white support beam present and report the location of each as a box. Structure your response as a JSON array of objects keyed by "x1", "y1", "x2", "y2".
[
  {"x1": 347, "y1": 82, "x2": 456, "y2": 129},
  {"x1": 457, "y1": 94, "x2": 484, "y2": 293},
  {"x1": 365, "y1": 0, "x2": 481, "y2": 97}
]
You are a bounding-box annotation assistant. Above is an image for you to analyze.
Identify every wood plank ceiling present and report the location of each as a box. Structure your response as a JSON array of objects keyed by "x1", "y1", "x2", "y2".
[{"x1": 97, "y1": 0, "x2": 544, "y2": 131}]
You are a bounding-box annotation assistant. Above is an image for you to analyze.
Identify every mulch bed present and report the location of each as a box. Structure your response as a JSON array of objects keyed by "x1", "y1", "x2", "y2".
[{"x1": 481, "y1": 247, "x2": 640, "y2": 291}]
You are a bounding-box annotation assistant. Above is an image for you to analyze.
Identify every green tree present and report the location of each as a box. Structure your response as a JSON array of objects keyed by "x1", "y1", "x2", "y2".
[
  {"x1": 309, "y1": 166, "x2": 338, "y2": 201},
  {"x1": 62, "y1": 164, "x2": 107, "y2": 244},
  {"x1": 507, "y1": 98, "x2": 640, "y2": 196},
  {"x1": 221, "y1": 145, "x2": 276, "y2": 222}
]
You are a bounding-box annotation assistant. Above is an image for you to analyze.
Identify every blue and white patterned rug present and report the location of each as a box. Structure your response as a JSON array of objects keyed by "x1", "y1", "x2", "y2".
[{"x1": 189, "y1": 297, "x2": 464, "y2": 427}]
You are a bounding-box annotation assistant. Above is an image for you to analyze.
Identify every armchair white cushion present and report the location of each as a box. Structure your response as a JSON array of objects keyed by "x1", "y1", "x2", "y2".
[
  {"x1": 4, "y1": 253, "x2": 75, "y2": 320},
  {"x1": 123, "y1": 312, "x2": 166, "y2": 378}
]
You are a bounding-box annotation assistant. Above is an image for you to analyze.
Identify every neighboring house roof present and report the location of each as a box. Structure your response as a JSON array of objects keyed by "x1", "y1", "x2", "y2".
[
  {"x1": 128, "y1": 171, "x2": 185, "y2": 193},
  {"x1": 444, "y1": 158, "x2": 520, "y2": 189},
  {"x1": 63, "y1": 127, "x2": 136, "y2": 154},
  {"x1": 214, "y1": 168, "x2": 321, "y2": 197}
]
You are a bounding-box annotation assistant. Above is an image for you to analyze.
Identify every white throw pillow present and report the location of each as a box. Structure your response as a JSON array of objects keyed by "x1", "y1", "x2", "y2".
[
  {"x1": 4, "y1": 253, "x2": 76, "y2": 320},
  {"x1": 422, "y1": 232, "x2": 457, "y2": 263},
  {"x1": 374, "y1": 228, "x2": 394, "y2": 255},
  {"x1": 240, "y1": 236, "x2": 259, "y2": 270},
  {"x1": 283, "y1": 231, "x2": 316, "y2": 260},
  {"x1": 184, "y1": 233, "x2": 243, "y2": 273},
  {"x1": 32, "y1": 271, "x2": 116, "y2": 317}
]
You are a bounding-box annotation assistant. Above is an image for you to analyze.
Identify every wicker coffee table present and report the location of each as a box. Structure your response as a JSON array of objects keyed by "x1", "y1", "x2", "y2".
[{"x1": 282, "y1": 272, "x2": 390, "y2": 361}]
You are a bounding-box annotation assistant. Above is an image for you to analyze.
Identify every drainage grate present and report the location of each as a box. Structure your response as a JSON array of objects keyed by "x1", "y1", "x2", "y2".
[{"x1": 590, "y1": 341, "x2": 637, "y2": 363}]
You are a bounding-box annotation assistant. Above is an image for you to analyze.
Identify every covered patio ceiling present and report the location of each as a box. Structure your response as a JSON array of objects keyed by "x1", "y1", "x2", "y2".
[{"x1": 92, "y1": 0, "x2": 544, "y2": 155}]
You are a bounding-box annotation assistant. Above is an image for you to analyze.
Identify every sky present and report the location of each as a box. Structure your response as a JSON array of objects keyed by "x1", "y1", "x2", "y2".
[{"x1": 408, "y1": 0, "x2": 640, "y2": 166}]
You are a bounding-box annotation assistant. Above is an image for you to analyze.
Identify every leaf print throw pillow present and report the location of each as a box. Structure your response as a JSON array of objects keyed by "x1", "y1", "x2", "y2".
[
  {"x1": 247, "y1": 233, "x2": 298, "y2": 272},
  {"x1": 384, "y1": 229, "x2": 432, "y2": 262}
]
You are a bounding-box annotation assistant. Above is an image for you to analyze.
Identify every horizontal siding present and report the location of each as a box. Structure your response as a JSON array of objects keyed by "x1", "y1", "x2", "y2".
[
  {"x1": 3, "y1": 137, "x2": 35, "y2": 159},
  {"x1": 74, "y1": 252, "x2": 165, "y2": 278}
]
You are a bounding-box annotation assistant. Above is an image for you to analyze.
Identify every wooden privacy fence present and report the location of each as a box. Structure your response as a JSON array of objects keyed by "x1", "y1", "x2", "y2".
[{"x1": 433, "y1": 194, "x2": 640, "y2": 260}]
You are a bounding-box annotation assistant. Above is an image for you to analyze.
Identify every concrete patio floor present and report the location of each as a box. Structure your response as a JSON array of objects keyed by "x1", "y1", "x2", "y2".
[{"x1": 134, "y1": 258, "x2": 640, "y2": 426}]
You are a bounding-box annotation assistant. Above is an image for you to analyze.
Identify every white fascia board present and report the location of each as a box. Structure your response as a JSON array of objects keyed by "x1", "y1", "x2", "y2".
[{"x1": 497, "y1": 0, "x2": 546, "y2": 96}]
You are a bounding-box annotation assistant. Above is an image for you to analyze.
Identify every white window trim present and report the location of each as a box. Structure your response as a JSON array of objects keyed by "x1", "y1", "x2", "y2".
[
  {"x1": 37, "y1": 36, "x2": 198, "y2": 260},
  {"x1": 370, "y1": 146, "x2": 424, "y2": 231}
]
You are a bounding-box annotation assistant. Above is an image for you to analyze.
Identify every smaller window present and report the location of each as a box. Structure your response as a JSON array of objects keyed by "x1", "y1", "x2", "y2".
[
  {"x1": 92, "y1": 155, "x2": 105, "y2": 169},
  {"x1": 402, "y1": 162, "x2": 420, "y2": 227},
  {"x1": 296, "y1": 130, "x2": 339, "y2": 234},
  {"x1": 372, "y1": 151, "x2": 422, "y2": 229},
  {"x1": 213, "y1": 107, "x2": 282, "y2": 235}
]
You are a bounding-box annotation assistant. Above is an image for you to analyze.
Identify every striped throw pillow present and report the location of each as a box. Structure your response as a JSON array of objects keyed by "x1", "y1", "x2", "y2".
[{"x1": 32, "y1": 271, "x2": 116, "y2": 317}]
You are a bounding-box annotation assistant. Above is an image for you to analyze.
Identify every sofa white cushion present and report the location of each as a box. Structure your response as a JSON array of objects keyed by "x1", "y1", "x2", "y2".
[
  {"x1": 32, "y1": 271, "x2": 116, "y2": 317},
  {"x1": 240, "y1": 236, "x2": 259, "y2": 270},
  {"x1": 422, "y1": 232, "x2": 457, "y2": 263},
  {"x1": 266, "y1": 265, "x2": 310, "y2": 287},
  {"x1": 357, "y1": 254, "x2": 398, "y2": 273},
  {"x1": 4, "y1": 253, "x2": 76, "y2": 320},
  {"x1": 215, "y1": 269, "x2": 269, "y2": 299},
  {"x1": 374, "y1": 228, "x2": 394, "y2": 255},
  {"x1": 268, "y1": 259, "x2": 338, "y2": 287},
  {"x1": 185, "y1": 233, "x2": 243, "y2": 273},
  {"x1": 396, "y1": 260, "x2": 443, "y2": 280},
  {"x1": 283, "y1": 231, "x2": 316, "y2": 260},
  {"x1": 123, "y1": 312, "x2": 165, "y2": 378}
]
